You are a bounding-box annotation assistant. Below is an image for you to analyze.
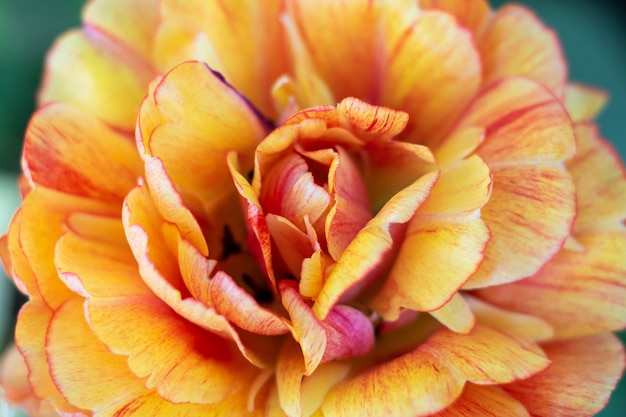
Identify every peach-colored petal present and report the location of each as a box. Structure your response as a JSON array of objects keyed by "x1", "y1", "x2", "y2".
[
  {"x1": 435, "y1": 384, "x2": 530, "y2": 417},
  {"x1": 156, "y1": 0, "x2": 287, "y2": 118},
  {"x1": 563, "y1": 83, "x2": 608, "y2": 123},
  {"x1": 23, "y1": 103, "x2": 142, "y2": 202},
  {"x1": 568, "y1": 123, "x2": 626, "y2": 234},
  {"x1": 18, "y1": 188, "x2": 118, "y2": 309},
  {"x1": 369, "y1": 157, "x2": 491, "y2": 319},
  {"x1": 478, "y1": 5, "x2": 566, "y2": 97},
  {"x1": 138, "y1": 62, "x2": 269, "y2": 211},
  {"x1": 0, "y1": 344, "x2": 60, "y2": 417},
  {"x1": 325, "y1": 148, "x2": 372, "y2": 260},
  {"x1": 95, "y1": 390, "x2": 259, "y2": 417},
  {"x1": 54, "y1": 231, "x2": 151, "y2": 299},
  {"x1": 429, "y1": 293, "x2": 476, "y2": 334},
  {"x1": 38, "y1": 28, "x2": 153, "y2": 131},
  {"x1": 14, "y1": 302, "x2": 84, "y2": 414},
  {"x1": 280, "y1": 281, "x2": 374, "y2": 375},
  {"x1": 505, "y1": 333, "x2": 625, "y2": 417},
  {"x1": 210, "y1": 271, "x2": 289, "y2": 336},
  {"x1": 86, "y1": 295, "x2": 256, "y2": 405},
  {"x1": 476, "y1": 231, "x2": 626, "y2": 339},
  {"x1": 313, "y1": 169, "x2": 440, "y2": 319},
  {"x1": 4, "y1": 210, "x2": 37, "y2": 297},
  {"x1": 323, "y1": 325, "x2": 548, "y2": 417},
  {"x1": 452, "y1": 78, "x2": 576, "y2": 288},
  {"x1": 418, "y1": 0, "x2": 492, "y2": 35},
  {"x1": 300, "y1": 362, "x2": 350, "y2": 417},
  {"x1": 265, "y1": 214, "x2": 315, "y2": 278},
  {"x1": 45, "y1": 298, "x2": 145, "y2": 412},
  {"x1": 83, "y1": 0, "x2": 159, "y2": 62}
]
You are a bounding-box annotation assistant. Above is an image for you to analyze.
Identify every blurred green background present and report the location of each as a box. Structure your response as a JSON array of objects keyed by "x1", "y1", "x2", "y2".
[{"x1": 0, "y1": 0, "x2": 624, "y2": 415}]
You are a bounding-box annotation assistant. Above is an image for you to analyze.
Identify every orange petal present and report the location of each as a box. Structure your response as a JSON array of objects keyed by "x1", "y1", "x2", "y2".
[
  {"x1": 23, "y1": 103, "x2": 142, "y2": 202},
  {"x1": 39, "y1": 28, "x2": 153, "y2": 131},
  {"x1": 418, "y1": 0, "x2": 492, "y2": 35},
  {"x1": 478, "y1": 5, "x2": 566, "y2": 97},
  {"x1": 454, "y1": 78, "x2": 576, "y2": 288},
  {"x1": 4, "y1": 210, "x2": 37, "y2": 297},
  {"x1": 14, "y1": 301, "x2": 85, "y2": 414},
  {"x1": 323, "y1": 324, "x2": 549, "y2": 417},
  {"x1": 312, "y1": 169, "x2": 440, "y2": 319},
  {"x1": 280, "y1": 281, "x2": 374, "y2": 375},
  {"x1": 325, "y1": 148, "x2": 372, "y2": 260},
  {"x1": 505, "y1": 333, "x2": 625, "y2": 417},
  {"x1": 19, "y1": 188, "x2": 118, "y2": 309},
  {"x1": 138, "y1": 61, "x2": 269, "y2": 210},
  {"x1": 45, "y1": 298, "x2": 146, "y2": 411},
  {"x1": 429, "y1": 293, "x2": 476, "y2": 334},
  {"x1": 563, "y1": 83, "x2": 608, "y2": 123},
  {"x1": 54, "y1": 231, "x2": 151, "y2": 299},
  {"x1": 476, "y1": 231, "x2": 626, "y2": 339},
  {"x1": 210, "y1": 271, "x2": 289, "y2": 336},
  {"x1": 568, "y1": 123, "x2": 626, "y2": 234},
  {"x1": 434, "y1": 384, "x2": 530, "y2": 417},
  {"x1": 266, "y1": 214, "x2": 315, "y2": 278},
  {"x1": 155, "y1": 0, "x2": 287, "y2": 118},
  {"x1": 86, "y1": 295, "x2": 256, "y2": 405},
  {"x1": 380, "y1": 11, "x2": 481, "y2": 145},
  {"x1": 83, "y1": 0, "x2": 159, "y2": 62},
  {"x1": 369, "y1": 156, "x2": 491, "y2": 319}
]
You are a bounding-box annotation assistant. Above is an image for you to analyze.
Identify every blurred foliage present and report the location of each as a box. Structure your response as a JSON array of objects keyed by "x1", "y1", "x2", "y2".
[{"x1": 0, "y1": 0, "x2": 624, "y2": 415}]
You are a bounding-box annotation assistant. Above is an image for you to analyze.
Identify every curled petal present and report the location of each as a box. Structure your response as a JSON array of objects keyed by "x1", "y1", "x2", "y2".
[
  {"x1": 505, "y1": 333, "x2": 626, "y2": 417},
  {"x1": 563, "y1": 83, "x2": 608, "y2": 123}
]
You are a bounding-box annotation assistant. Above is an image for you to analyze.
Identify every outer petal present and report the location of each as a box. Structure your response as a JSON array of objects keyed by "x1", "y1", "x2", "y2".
[
  {"x1": 86, "y1": 295, "x2": 256, "y2": 405},
  {"x1": 435, "y1": 385, "x2": 530, "y2": 417},
  {"x1": 563, "y1": 83, "x2": 608, "y2": 123},
  {"x1": 83, "y1": 0, "x2": 159, "y2": 61},
  {"x1": 23, "y1": 103, "x2": 142, "y2": 202},
  {"x1": 418, "y1": 0, "x2": 491, "y2": 35},
  {"x1": 138, "y1": 61, "x2": 269, "y2": 211},
  {"x1": 453, "y1": 78, "x2": 576, "y2": 288},
  {"x1": 478, "y1": 5, "x2": 566, "y2": 97},
  {"x1": 322, "y1": 325, "x2": 549, "y2": 417},
  {"x1": 369, "y1": 156, "x2": 491, "y2": 319},
  {"x1": 39, "y1": 28, "x2": 153, "y2": 131},
  {"x1": 505, "y1": 333, "x2": 626, "y2": 417},
  {"x1": 156, "y1": 0, "x2": 287, "y2": 118}
]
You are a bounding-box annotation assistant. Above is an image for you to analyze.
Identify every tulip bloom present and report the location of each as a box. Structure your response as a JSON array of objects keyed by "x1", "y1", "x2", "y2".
[{"x1": 1, "y1": 0, "x2": 625, "y2": 416}]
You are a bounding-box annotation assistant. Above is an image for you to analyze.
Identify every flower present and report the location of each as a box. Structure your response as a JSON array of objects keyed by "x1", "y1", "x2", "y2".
[{"x1": 1, "y1": 0, "x2": 625, "y2": 416}]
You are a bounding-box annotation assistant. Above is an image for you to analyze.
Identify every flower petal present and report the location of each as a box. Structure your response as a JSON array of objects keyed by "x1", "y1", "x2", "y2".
[
  {"x1": 476, "y1": 231, "x2": 626, "y2": 339},
  {"x1": 323, "y1": 325, "x2": 548, "y2": 417},
  {"x1": 435, "y1": 384, "x2": 530, "y2": 417},
  {"x1": 46, "y1": 298, "x2": 146, "y2": 411},
  {"x1": 478, "y1": 5, "x2": 566, "y2": 97},
  {"x1": 156, "y1": 0, "x2": 287, "y2": 118},
  {"x1": 39, "y1": 28, "x2": 153, "y2": 131},
  {"x1": 563, "y1": 83, "x2": 608, "y2": 123},
  {"x1": 418, "y1": 0, "x2": 491, "y2": 35},
  {"x1": 86, "y1": 295, "x2": 256, "y2": 405},
  {"x1": 23, "y1": 103, "x2": 142, "y2": 201},
  {"x1": 83, "y1": 0, "x2": 159, "y2": 61},
  {"x1": 138, "y1": 61, "x2": 269, "y2": 210},
  {"x1": 505, "y1": 333, "x2": 625, "y2": 417}
]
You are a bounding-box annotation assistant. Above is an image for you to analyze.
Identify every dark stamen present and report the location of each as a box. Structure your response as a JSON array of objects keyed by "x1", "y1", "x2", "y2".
[
  {"x1": 242, "y1": 273, "x2": 273, "y2": 304},
  {"x1": 220, "y1": 225, "x2": 241, "y2": 260}
]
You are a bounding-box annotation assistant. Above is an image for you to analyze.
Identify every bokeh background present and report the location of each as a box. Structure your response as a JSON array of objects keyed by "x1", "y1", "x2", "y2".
[{"x1": 0, "y1": 0, "x2": 624, "y2": 415}]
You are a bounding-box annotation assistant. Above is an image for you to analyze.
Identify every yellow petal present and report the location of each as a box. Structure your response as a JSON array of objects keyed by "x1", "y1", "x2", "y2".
[
  {"x1": 435, "y1": 384, "x2": 530, "y2": 417},
  {"x1": 478, "y1": 5, "x2": 566, "y2": 97},
  {"x1": 23, "y1": 103, "x2": 142, "y2": 201},
  {"x1": 568, "y1": 123, "x2": 626, "y2": 234},
  {"x1": 39, "y1": 29, "x2": 153, "y2": 131},
  {"x1": 86, "y1": 295, "x2": 256, "y2": 404},
  {"x1": 429, "y1": 293, "x2": 476, "y2": 334},
  {"x1": 45, "y1": 298, "x2": 146, "y2": 411},
  {"x1": 138, "y1": 62, "x2": 269, "y2": 211},
  {"x1": 476, "y1": 231, "x2": 626, "y2": 339},
  {"x1": 563, "y1": 83, "x2": 608, "y2": 123},
  {"x1": 83, "y1": 0, "x2": 159, "y2": 61},
  {"x1": 418, "y1": 0, "x2": 492, "y2": 35},
  {"x1": 156, "y1": 0, "x2": 287, "y2": 118},
  {"x1": 505, "y1": 333, "x2": 625, "y2": 417}
]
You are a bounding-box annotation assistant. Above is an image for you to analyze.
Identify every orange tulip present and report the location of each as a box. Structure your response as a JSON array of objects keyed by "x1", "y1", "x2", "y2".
[{"x1": 1, "y1": 0, "x2": 625, "y2": 416}]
